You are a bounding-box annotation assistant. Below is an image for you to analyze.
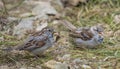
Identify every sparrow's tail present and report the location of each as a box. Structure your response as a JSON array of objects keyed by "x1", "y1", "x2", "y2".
[
  {"x1": 1, "y1": 46, "x2": 24, "y2": 52},
  {"x1": 59, "y1": 20, "x2": 77, "y2": 32}
]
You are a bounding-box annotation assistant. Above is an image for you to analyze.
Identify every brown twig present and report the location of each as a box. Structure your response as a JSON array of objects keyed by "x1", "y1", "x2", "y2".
[{"x1": 1, "y1": 0, "x2": 8, "y2": 15}]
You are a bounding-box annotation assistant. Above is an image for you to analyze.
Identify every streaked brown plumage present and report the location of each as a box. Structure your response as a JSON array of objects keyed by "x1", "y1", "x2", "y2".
[
  {"x1": 3, "y1": 27, "x2": 60, "y2": 55},
  {"x1": 59, "y1": 20, "x2": 104, "y2": 48}
]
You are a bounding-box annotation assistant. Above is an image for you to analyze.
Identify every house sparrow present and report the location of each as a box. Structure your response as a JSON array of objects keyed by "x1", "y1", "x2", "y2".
[
  {"x1": 59, "y1": 20, "x2": 104, "y2": 48},
  {"x1": 3, "y1": 27, "x2": 60, "y2": 56}
]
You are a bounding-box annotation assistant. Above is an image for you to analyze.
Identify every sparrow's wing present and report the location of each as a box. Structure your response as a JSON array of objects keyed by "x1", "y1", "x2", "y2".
[
  {"x1": 16, "y1": 34, "x2": 48, "y2": 51},
  {"x1": 59, "y1": 20, "x2": 94, "y2": 40},
  {"x1": 69, "y1": 32, "x2": 83, "y2": 38},
  {"x1": 70, "y1": 28, "x2": 94, "y2": 41},
  {"x1": 80, "y1": 28, "x2": 94, "y2": 40}
]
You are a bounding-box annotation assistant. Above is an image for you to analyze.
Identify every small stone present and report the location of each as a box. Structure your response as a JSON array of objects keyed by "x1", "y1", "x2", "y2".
[
  {"x1": 57, "y1": 54, "x2": 71, "y2": 62},
  {"x1": 44, "y1": 60, "x2": 60, "y2": 69},
  {"x1": 36, "y1": 66, "x2": 42, "y2": 69},
  {"x1": 113, "y1": 15, "x2": 120, "y2": 24},
  {"x1": 13, "y1": 17, "x2": 34, "y2": 39},
  {"x1": 114, "y1": 30, "x2": 120, "y2": 37},
  {"x1": 104, "y1": 31, "x2": 114, "y2": 38},
  {"x1": 27, "y1": 67, "x2": 38, "y2": 69},
  {"x1": 7, "y1": 17, "x2": 18, "y2": 21},
  {"x1": 20, "y1": 13, "x2": 34, "y2": 17},
  {"x1": 0, "y1": 36, "x2": 4, "y2": 41},
  {"x1": 32, "y1": 2, "x2": 57, "y2": 15},
  {"x1": 55, "y1": 63, "x2": 68, "y2": 69},
  {"x1": 35, "y1": 21, "x2": 48, "y2": 31},
  {"x1": 20, "y1": 67, "x2": 27, "y2": 69},
  {"x1": 44, "y1": 60, "x2": 69, "y2": 69},
  {"x1": 0, "y1": 1, "x2": 3, "y2": 9},
  {"x1": 62, "y1": 54, "x2": 71, "y2": 61},
  {"x1": 0, "y1": 65, "x2": 9, "y2": 69},
  {"x1": 73, "y1": 58, "x2": 82, "y2": 64},
  {"x1": 81, "y1": 64, "x2": 91, "y2": 69}
]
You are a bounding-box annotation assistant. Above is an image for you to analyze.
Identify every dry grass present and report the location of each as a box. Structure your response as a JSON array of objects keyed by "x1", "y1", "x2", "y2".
[{"x1": 0, "y1": 0, "x2": 120, "y2": 69}]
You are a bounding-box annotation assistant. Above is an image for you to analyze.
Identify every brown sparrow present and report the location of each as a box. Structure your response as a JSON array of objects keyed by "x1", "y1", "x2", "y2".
[
  {"x1": 3, "y1": 27, "x2": 60, "y2": 56},
  {"x1": 59, "y1": 20, "x2": 104, "y2": 48}
]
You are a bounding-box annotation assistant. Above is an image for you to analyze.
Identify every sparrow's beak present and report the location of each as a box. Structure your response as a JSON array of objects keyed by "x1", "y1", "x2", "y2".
[
  {"x1": 53, "y1": 32, "x2": 60, "y2": 42},
  {"x1": 99, "y1": 32, "x2": 103, "y2": 35},
  {"x1": 99, "y1": 32, "x2": 102, "y2": 34},
  {"x1": 54, "y1": 32, "x2": 59, "y2": 36}
]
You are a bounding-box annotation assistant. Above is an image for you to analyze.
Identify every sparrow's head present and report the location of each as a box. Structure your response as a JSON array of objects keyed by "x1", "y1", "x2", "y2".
[
  {"x1": 91, "y1": 24, "x2": 104, "y2": 44},
  {"x1": 43, "y1": 27, "x2": 60, "y2": 42},
  {"x1": 94, "y1": 34, "x2": 104, "y2": 44},
  {"x1": 91, "y1": 24, "x2": 104, "y2": 35}
]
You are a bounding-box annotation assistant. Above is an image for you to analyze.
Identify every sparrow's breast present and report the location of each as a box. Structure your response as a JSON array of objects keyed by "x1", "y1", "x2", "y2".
[
  {"x1": 75, "y1": 37, "x2": 101, "y2": 48},
  {"x1": 31, "y1": 40, "x2": 54, "y2": 55}
]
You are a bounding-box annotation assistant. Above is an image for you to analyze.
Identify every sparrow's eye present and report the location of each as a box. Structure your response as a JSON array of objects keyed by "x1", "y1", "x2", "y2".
[
  {"x1": 94, "y1": 28, "x2": 98, "y2": 32},
  {"x1": 47, "y1": 28, "x2": 52, "y2": 32},
  {"x1": 94, "y1": 28, "x2": 101, "y2": 32},
  {"x1": 96, "y1": 29, "x2": 99, "y2": 32},
  {"x1": 48, "y1": 29, "x2": 51, "y2": 31},
  {"x1": 97, "y1": 29, "x2": 103, "y2": 34}
]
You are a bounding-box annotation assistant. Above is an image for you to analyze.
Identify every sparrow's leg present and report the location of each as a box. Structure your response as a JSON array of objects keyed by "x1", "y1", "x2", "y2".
[
  {"x1": 33, "y1": 55, "x2": 40, "y2": 59},
  {"x1": 34, "y1": 54, "x2": 47, "y2": 59},
  {"x1": 75, "y1": 46, "x2": 88, "y2": 50}
]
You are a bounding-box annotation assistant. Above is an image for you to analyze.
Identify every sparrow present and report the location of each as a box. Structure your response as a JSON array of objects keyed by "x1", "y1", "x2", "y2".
[
  {"x1": 59, "y1": 20, "x2": 104, "y2": 48},
  {"x1": 3, "y1": 27, "x2": 60, "y2": 56}
]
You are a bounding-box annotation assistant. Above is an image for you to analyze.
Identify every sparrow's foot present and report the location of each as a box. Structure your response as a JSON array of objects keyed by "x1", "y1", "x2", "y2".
[
  {"x1": 34, "y1": 54, "x2": 46, "y2": 59},
  {"x1": 34, "y1": 55, "x2": 41, "y2": 59},
  {"x1": 74, "y1": 46, "x2": 88, "y2": 50}
]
